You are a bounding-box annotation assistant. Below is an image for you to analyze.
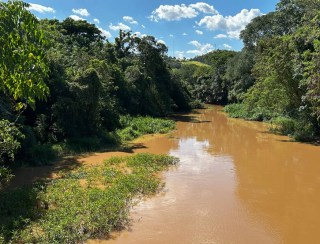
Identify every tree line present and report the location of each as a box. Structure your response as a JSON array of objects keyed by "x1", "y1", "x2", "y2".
[
  {"x1": 173, "y1": 0, "x2": 320, "y2": 141},
  {"x1": 0, "y1": 1, "x2": 190, "y2": 185}
]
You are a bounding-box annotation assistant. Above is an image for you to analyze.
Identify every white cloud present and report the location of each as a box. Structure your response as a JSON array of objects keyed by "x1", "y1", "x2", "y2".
[
  {"x1": 214, "y1": 34, "x2": 227, "y2": 39},
  {"x1": 198, "y1": 9, "x2": 262, "y2": 39},
  {"x1": 223, "y1": 44, "x2": 232, "y2": 50},
  {"x1": 98, "y1": 28, "x2": 112, "y2": 39},
  {"x1": 150, "y1": 2, "x2": 219, "y2": 22},
  {"x1": 187, "y1": 40, "x2": 213, "y2": 56},
  {"x1": 175, "y1": 51, "x2": 185, "y2": 59},
  {"x1": 226, "y1": 30, "x2": 240, "y2": 39},
  {"x1": 157, "y1": 40, "x2": 166, "y2": 45},
  {"x1": 133, "y1": 32, "x2": 147, "y2": 38},
  {"x1": 28, "y1": 3, "x2": 55, "y2": 14},
  {"x1": 93, "y1": 18, "x2": 100, "y2": 24},
  {"x1": 141, "y1": 25, "x2": 146, "y2": 29},
  {"x1": 182, "y1": 32, "x2": 188, "y2": 36},
  {"x1": 195, "y1": 30, "x2": 203, "y2": 35},
  {"x1": 189, "y1": 2, "x2": 218, "y2": 14},
  {"x1": 69, "y1": 15, "x2": 85, "y2": 21},
  {"x1": 109, "y1": 22, "x2": 131, "y2": 31},
  {"x1": 169, "y1": 34, "x2": 174, "y2": 38},
  {"x1": 133, "y1": 32, "x2": 141, "y2": 37},
  {"x1": 150, "y1": 4, "x2": 198, "y2": 21},
  {"x1": 72, "y1": 8, "x2": 90, "y2": 17},
  {"x1": 123, "y1": 16, "x2": 138, "y2": 25}
]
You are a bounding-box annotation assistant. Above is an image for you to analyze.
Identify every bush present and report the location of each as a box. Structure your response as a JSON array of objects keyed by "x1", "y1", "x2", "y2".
[
  {"x1": 270, "y1": 117, "x2": 296, "y2": 136},
  {"x1": 24, "y1": 144, "x2": 58, "y2": 166},
  {"x1": 270, "y1": 117, "x2": 316, "y2": 141},
  {"x1": 0, "y1": 120, "x2": 24, "y2": 164},
  {"x1": 224, "y1": 103, "x2": 276, "y2": 121},
  {"x1": 0, "y1": 166, "x2": 13, "y2": 189},
  {"x1": 117, "y1": 115, "x2": 175, "y2": 141},
  {"x1": 224, "y1": 103, "x2": 249, "y2": 119}
]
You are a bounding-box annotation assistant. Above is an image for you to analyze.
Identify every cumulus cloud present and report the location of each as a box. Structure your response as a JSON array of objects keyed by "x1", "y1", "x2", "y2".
[
  {"x1": 69, "y1": 15, "x2": 85, "y2": 21},
  {"x1": 182, "y1": 32, "x2": 188, "y2": 36},
  {"x1": 150, "y1": 4, "x2": 197, "y2": 21},
  {"x1": 98, "y1": 28, "x2": 112, "y2": 39},
  {"x1": 150, "y1": 2, "x2": 219, "y2": 21},
  {"x1": 198, "y1": 9, "x2": 262, "y2": 39},
  {"x1": 157, "y1": 40, "x2": 166, "y2": 45},
  {"x1": 93, "y1": 18, "x2": 100, "y2": 24},
  {"x1": 123, "y1": 16, "x2": 138, "y2": 25},
  {"x1": 109, "y1": 22, "x2": 131, "y2": 31},
  {"x1": 187, "y1": 40, "x2": 213, "y2": 56},
  {"x1": 72, "y1": 8, "x2": 90, "y2": 17},
  {"x1": 214, "y1": 34, "x2": 227, "y2": 39},
  {"x1": 195, "y1": 30, "x2": 203, "y2": 35},
  {"x1": 223, "y1": 44, "x2": 232, "y2": 50},
  {"x1": 189, "y1": 2, "x2": 218, "y2": 14},
  {"x1": 28, "y1": 3, "x2": 55, "y2": 14}
]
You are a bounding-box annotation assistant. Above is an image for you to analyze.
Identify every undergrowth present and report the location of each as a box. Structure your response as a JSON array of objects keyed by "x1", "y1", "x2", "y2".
[{"x1": 116, "y1": 115, "x2": 175, "y2": 141}]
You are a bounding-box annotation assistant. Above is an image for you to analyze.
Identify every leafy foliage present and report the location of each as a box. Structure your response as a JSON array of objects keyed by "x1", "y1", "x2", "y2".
[
  {"x1": 0, "y1": 0, "x2": 49, "y2": 110},
  {"x1": 117, "y1": 115, "x2": 175, "y2": 141}
]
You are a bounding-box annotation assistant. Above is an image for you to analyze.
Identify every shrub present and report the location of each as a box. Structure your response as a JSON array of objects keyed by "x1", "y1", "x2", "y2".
[{"x1": 117, "y1": 115, "x2": 175, "y2": 141}]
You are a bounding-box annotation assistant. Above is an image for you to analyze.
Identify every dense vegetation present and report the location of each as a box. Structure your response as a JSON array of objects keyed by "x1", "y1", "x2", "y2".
[
  {"x1": 172, "y1": 0, "x2": 320, "y2": 142},
  {"x1": 0, "y1": 1, "x2": 189, "y2": 186},
  {"x1": 0, "y1": 153, "x2": 178, "y2": 243},
  {"x1": 223, "y1": 0, "x2": 320, "y2": 141},
  {"x1": 1, "y1": 0, "x2": 319, "y2": 186}
]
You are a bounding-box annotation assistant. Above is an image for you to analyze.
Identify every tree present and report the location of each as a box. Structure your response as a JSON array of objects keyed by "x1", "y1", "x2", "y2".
[
  {"x1": 0, "y1": 0, "x2": 49, "y2": 111},
  {"x1": 225, "y1": 48, "x2": 255, "y2": 102}
]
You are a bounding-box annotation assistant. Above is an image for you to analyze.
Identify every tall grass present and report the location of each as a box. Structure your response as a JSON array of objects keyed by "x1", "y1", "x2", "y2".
[{"x1": 116, "y1": 115, "x2": 175, "y2": 141}]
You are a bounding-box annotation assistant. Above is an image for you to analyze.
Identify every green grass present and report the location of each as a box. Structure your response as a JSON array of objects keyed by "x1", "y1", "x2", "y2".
[
  {"x1": 116, "y1": 115, "x2": 176, "y2": 141},
  {"x1": 224, "y1": 103, "x2": 276, "y2": 121},
  {"x1": 224, "y1": 104, "x2": 317, "y2": 142},
  {"x1": 0, "y1": 153, "x2": 178, "y2": 243},
  {"x1": 19, "y1": 116, "x2": 175, "y2": 165},
  {"x1": 270, "y1": 116, "x2": 315, "y2": 141}
]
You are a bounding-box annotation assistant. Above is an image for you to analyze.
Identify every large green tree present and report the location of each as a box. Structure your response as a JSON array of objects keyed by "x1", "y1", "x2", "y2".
[{"x1": 0, "y1": 0, "x2": 49, "y2": 111}]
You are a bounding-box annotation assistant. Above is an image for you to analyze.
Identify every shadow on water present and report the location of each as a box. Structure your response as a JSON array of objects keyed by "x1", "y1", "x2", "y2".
[
  {"x1": 170, "y1": 114, "x2": 211, "y2": 124},
  {"x1": 116, "y1": 143, "x2": 148, "y2": 153}
]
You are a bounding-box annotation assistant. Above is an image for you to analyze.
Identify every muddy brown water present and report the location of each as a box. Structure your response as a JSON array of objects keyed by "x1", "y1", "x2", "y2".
[
  {"x1": 14, "y1": 106, "x2": 320, "y2": 243},
  {"x1": 87, "y1": 106, "x2": 320, "y2": 244}
]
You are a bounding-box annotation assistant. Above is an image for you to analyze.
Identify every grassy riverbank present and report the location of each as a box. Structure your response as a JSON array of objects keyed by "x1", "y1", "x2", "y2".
[
  {"x1": 224, "y1": 104, "x2": 317, "y2": 142},
  {"x1": 0, "y1": 153, "x2": 178, "y2": 243},
  {"x1": 12, "y1": 115, "x2": 176, "y2": 167},
  {"x1": 0, "y1": 115, "x2": 177, "y2": 243}
]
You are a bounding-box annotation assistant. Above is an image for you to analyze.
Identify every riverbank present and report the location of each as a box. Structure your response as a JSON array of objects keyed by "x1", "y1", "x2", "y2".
[{"x1": 0, "y1": 116, "x2": 178, "y2": 243}]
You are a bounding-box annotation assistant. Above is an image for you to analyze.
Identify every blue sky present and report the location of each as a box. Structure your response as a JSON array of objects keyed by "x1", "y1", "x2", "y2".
[{"x1": 25, "y1": 0, "x2": 279, "y2": 58}]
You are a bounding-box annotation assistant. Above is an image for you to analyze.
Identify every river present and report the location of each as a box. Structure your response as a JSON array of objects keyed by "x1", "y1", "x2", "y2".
[{"x1": 88, "y1": 106, "x2": 320, "y2": 244}]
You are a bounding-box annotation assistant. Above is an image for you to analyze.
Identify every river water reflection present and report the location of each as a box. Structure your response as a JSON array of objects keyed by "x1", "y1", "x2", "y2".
[{"x1": 91, "y1": 106, "x2": 320, "y2": 244}]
